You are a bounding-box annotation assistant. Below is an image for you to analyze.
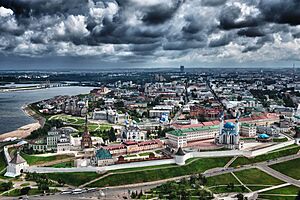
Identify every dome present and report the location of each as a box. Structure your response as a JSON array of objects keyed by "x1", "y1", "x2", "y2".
[
  {"x1": 258, "y1": 134, "x2": 270, "y2": 139},
  {"x1": 224, "y1": 122, "x2": 235, "y2": 129}
]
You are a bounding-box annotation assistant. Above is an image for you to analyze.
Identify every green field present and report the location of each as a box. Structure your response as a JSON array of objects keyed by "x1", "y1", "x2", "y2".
[
  {"x1": 271, "y1": 158, "x2": 300, "y2": 180},
  {"x1": 259, "y1": 185, "x2": 300, "y2": 200},
  {"x1": 0, "y1": 151, "x2": 6, "y2": 172},
  {"x1": 46, "y1": 172, "x2": 102, "y2": 186},
  {"x1": 273, "y1": 138, "x2": 289, "y2": 142},
  {"x1": 47, "y1": 161, "x2": 74, "y2": 168},
  {"x1": 50, "y1": 114, "x2": 112, "y2": 132},
  {"x1": 3, "y1": 188, "x2": 59, "y2": 197},
  {"x1": 234, "y1": 168, "x2": 284, "y2": 191},
  {"x1": 21, "y1": 153, "x2": 73, "y2": 165},
  {"x1": 139, "y1": 152, "x2": 152, "y2": 157},
  {"x1": 87, "y1": 157, "x2": 232, "y2": 187},
  {"x1": 230, "y1": 145, "x2": 300, "y2": 167},
  {"x1": 206, "y1": 173, "x2": 246, "y2": 193}
]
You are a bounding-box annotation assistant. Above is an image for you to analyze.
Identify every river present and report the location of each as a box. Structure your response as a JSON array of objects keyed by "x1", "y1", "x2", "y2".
[{"x1": 0, "y1": 86, "x2": 95, "y2": 134}]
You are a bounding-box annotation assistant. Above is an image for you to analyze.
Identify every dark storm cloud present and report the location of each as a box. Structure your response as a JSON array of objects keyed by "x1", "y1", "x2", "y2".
[
  {"x1": 201, "y1": 0, "x2": 227, "y2": 7},
  {"x1": 219, "y1": 4, "x2": 262, "y2": 30},
  {"x1": 237, "y1": 27, "x2": 265, "y2": 37},
  {"x1": 0, "y1": 0, "x2": 90, "y2": 16},
  {"x1": 141, "y1": 1, "x2": 183, "y2": 25},
  {"x1": 259, "y1": 0, "x2": 300, "y2": 26},
  {"x1": 0, "y1": 0, "x2": 300, "y2": 66}
]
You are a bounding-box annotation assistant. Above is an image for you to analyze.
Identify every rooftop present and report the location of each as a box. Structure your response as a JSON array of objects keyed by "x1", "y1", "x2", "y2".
[
  {"x1": 10, "y1": 152, "x2": 26, "y2": 164},
  {"x1": 168, "y1": 125, "x2": 219, "y2": 137}
]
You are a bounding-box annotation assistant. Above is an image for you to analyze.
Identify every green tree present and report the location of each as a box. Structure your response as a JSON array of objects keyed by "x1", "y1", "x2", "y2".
[
  {"x1": 20, "y1": 187, "x2": 31, "y2": 195},
  {"x1": 237, "y1": 193, "x2": 244, "y2": 200},
  {"x1": 295, "y1": 191, "x2": 300, "y2": 200},
  {"x1": 38, "y1": 183, "x2": 49, "y2": 192},
  {"x1": 58, "y1": 178, "x2": 65, "y2": 186}
]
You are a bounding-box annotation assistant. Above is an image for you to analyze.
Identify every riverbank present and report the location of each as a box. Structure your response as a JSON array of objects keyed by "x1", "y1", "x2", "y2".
[{"x1": 0, "y1": 104, "x2": 44, "y2": 141}]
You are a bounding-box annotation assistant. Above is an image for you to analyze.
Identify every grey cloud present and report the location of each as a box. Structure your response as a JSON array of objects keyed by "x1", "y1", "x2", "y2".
[
  {"x1": 201, "y1": 0, "x2": 227, "y2": 7},
  {"x1": 209, "y1": 33, "x2": 233, "y2": 47},
  {"x1": 259, "y1": 0, "x2": 300, "y2": 26},
  {"x1": 0, "y1": 0, "x2": 300, "y2": 65}
]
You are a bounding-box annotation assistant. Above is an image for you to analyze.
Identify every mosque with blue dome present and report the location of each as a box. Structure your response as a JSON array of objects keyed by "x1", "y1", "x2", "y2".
[{"x1": 216, "y1": 112, "x2": 241, "y2": 149}]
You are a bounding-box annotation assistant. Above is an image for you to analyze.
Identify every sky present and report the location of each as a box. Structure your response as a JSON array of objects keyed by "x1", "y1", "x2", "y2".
[{"x1": 1, "y1": 0, "x2": 300, "y2": 70}]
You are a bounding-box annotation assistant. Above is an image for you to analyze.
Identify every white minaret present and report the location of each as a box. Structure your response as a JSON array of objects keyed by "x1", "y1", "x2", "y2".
[
  {"x1": 235, "y1": 112, "x2": 240, "y2": 134},
  {"x1": 216, "y1": 111, "x2": 224, "y2": 143},
  {"x1": 219, "y1": 111, "x2": 224, "y2": 133}
]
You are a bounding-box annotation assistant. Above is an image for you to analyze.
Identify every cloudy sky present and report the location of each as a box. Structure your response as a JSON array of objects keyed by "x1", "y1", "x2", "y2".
[{"x1": 1, "y1": 0, "x2": 300, "y2": 70}]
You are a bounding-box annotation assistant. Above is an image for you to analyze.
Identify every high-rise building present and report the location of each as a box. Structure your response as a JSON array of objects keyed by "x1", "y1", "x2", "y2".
[{"x1": 180, "y1": 65, "x2": 184, "y2": 73}]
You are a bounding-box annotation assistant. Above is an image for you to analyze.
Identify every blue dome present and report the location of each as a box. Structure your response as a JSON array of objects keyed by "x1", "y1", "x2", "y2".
[
  {"x1": 258, "y1": 134, "x2": 270, "y2": 139},
  {"x1": 224, "y1": 122, "x2": 235, "y2": 129}
]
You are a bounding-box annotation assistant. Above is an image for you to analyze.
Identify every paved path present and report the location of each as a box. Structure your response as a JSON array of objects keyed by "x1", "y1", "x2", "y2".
[
  {"x1": 231, "y1": 172, "x2": 252, "y2": 192},
  {"x1": 254, "y1": 182, "x2": 291, "y2": 193},
  {"x1": 257, "y1": 164, "x2": 300, "y2": 187},
  {"x1": 224, "y1": 156, "x2": 238, "y2": 168}
]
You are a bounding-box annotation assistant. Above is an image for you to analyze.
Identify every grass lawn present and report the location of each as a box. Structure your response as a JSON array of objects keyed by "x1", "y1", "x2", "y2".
[
  {"x1": 110, "y1": 163, "x2": 177, "y2": 173},
  {"x1": 21, "y1": 153, "x2": 73, "y2": 165},
  {"x1": 260, "y1": 185, "x2": 300, "y2": 195},
  {"x1": 51, "y1": 114, "x2": 112, "y2": 132},
  {"x1": 46, "y1": 172, "x2": 102, "y2": 186},
  {"x1": 47, "y1": 160, "x2": 74, "y2": 168},
  {"x1": 20, "y1": 183, "x2": 30, "y2": 187},
  {"x1": 270, "y1": 158, "x2": 300, "y2": 180},
  {"x1": 234, "y1": 168, "x2": 284, "y2": 191},
  {"x1": 258, "y1": 195, "x2": 297, "y2": 200},
  {"x1": 273, "y1": 138, "x2": 289, "y2": 142},
  {"x1": 124, "y1": 154, "x2": 137, "y2": 158},
  {"x1": 87, "y1": 157, "x2": 232, "y2": 187},
  {"x1": 230, "y1": 145, "x2": 300, "y2": 167},
  {"x1": 3, "y1": 188, "x2": 59, "y2": 197},
  {"x1": 0, "y1": 150, "x2": 7, "y2": 172},
  {"x1": 206, "y1": 173, "x2": 239, "y2": 186},
  {"x1": 139, "y1": 152, "x2": 152, "y2": 157},
  {"x1": 258, "y1": 186, "x2": 300, "y2": 200},
  {"x1": 206, "y1": 173, "x2": 247, "y2": 193}
]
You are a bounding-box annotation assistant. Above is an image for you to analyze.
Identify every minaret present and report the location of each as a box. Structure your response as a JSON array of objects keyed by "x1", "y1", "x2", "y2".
[
  {"x1": 216, "y1": 111, "x2": 224, "y2": 143},
  {"x1": 235, "y1": 112, "x2": 240, "y2": 134},
  {"x1": 219, "y1": 111, "x2": 224, "y2": 133}
]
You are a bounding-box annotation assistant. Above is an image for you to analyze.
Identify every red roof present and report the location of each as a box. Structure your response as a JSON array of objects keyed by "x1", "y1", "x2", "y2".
[
  {"x1": 172, "y1": 113, "x2": 279, "y2": 129},
  {"x1": 104, "y1": 144, "x2": 126, "y2": 150},
  {"x1": 123, "y1": 141, "x2": 138, "y2": 145}
]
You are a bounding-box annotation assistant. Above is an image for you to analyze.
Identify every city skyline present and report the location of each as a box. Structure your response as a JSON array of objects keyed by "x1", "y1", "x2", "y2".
[{"x1": 1, "y1": 0, "x2": 300, "y2": 69}]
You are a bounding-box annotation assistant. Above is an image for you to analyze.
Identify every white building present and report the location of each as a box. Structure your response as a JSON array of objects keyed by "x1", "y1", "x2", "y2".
[
  {"x1": 93, "y1": 109, "x2": 126, "y2": 124},
  {"x1": 149, "y1": 110, "x2": 170, "y2": 118},
  {"x1": 240, "y1": 123, "x2": 257, "y2": 137},
  {"x1": 122, "y1": 124, "x2": 146, "y2": 141},
  {"x1": 166, "y1": 125, "x2": 219, "y2": 148},
  {"x1": 5, "y1": 152, "x2": 29, "y2": 177}
]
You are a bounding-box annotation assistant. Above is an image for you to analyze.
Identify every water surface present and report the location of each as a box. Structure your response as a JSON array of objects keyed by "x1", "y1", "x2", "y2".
[{"x1": 0, "y1": 86, "x2": 94, "y2": 134}]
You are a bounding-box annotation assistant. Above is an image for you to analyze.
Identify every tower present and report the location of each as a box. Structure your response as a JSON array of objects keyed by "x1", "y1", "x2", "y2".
[
  {"x1": 180, "y1": 65, "x2": 184, "y2": 73},
  {"x1": 81, "y1": 114, "x2": 93, "y2": 149},
  {"x1": 216, "y1": 111, "x2": 224, "y2": 143},
  {"x1": 235, "y1": 112, "x2": 240, "y2": 134}
]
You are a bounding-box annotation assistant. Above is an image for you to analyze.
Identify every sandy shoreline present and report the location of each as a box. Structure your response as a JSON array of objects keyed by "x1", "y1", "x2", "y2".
[
  {"x1": 0, "y1": 104, "x2": 44, "y2": 141},
  {"x1": 0, "y1": 122, "x2": 41, "y2": 141}
]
